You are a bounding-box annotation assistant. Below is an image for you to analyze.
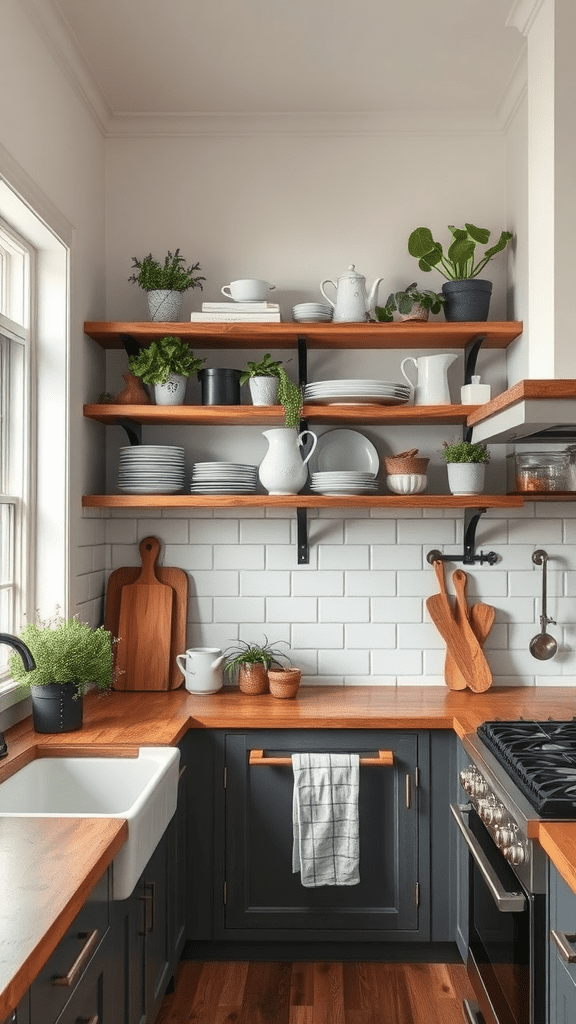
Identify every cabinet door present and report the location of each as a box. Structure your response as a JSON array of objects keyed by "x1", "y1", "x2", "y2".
[
  {"x1": 142, "y1": 838, "x2": 170, "y2": 1024},
  {"x1": 221, "y1": 729, "x2": 425, "y2": 940},
  {"x1": 550, "y1": 864, "x2": 576, "y2": 1024},
  {"x1": 167, "y1": 736, "x2": 192, "y2": 963}
]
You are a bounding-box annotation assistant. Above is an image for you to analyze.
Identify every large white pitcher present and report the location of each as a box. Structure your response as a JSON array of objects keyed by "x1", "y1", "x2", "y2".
[
  {"x1": 176, "y1": 648, "x2": 224, "y2": 694},
  {"x1": 259, "y1": 427, "x2": 318, "y2": 495},
  {"x1": 400, "y1": 353, "x2": 457, "y2": 405}
]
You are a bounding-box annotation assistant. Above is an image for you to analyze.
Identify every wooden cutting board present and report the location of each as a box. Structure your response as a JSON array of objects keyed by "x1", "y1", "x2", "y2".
[
  {"x1": 105, "y1": 537, "x2": 188, "y2": 690},
  {"x1": 445, "y1": 568, "x2": 495, "y2": 690},
  {"x1": 427, "y1": 561, "x2": 492, "y2": 692}
]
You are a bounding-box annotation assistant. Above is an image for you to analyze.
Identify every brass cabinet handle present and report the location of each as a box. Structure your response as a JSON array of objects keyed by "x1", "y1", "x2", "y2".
[
  {"x1": 53, "y1": 929, "x2": 100, "y2": 987},
  {"x1": 249, "y1": 749, "x2": 394, "y2": 766},
  {"x1": 138, "y1": 882, "x2": 155, "y2": 935},
  {"x1": 551, "y1": 928, "x2": 576, "y2": 962}
]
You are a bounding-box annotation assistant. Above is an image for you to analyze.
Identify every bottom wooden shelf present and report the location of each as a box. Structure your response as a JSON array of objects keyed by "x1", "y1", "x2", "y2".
[{"x1": 82, "y1": 494, "x2": 527, "y2": 510}]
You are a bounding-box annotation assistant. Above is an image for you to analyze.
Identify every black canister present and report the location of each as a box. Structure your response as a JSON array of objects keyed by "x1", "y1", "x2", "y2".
[{"x1": 198, "y1": 367, "x2": 242, "y2": 405}]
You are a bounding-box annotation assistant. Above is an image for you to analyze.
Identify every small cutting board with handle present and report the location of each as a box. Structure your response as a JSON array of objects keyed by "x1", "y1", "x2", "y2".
[
  {"x1": 447, "y1": 569, "x2": 495, "y2": 690},
  {"x1": 427, "y1": 560, "x2": 492, "y2": 692},
  {"x1": 115, "y1": 537, "x2": 174, "y2": 691},
  {"x1": 105, "y1": 537, "x2": 188, "y2": 690}
]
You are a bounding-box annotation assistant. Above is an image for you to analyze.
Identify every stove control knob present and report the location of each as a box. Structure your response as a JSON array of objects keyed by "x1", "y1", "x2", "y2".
[
  {"x1": 477, "y1": 799, "x2": 492, "y2": 822},
  {"x1": 495, "y1": 826, "x2": 516, "y2": 848},
  {"x1": 459, "y1": 767, "x2": 478, "y2": 793},
  {"x1": 482, "y1": 802, "x2": 505, "y2": 826},
  {"x1": 503, "y1": 843, "x2": 526, "y2": 866},
  {"x1": 471, "y1": 778, "x2": 489, "y2": 798}
]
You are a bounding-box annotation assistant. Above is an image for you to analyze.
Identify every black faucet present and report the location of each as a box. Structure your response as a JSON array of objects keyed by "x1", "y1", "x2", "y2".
[{"x1": 0, "y1": 634, "x2": 36, "y2": 759}]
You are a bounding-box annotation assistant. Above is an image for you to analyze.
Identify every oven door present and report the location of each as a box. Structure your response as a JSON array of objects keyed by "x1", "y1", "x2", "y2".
[{"x1": 451, "y1": 803, "x2": 545, "y2": 1024}]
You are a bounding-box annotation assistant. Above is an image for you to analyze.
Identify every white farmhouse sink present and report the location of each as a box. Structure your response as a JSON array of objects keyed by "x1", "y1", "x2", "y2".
[{"x1": 0, "y1": 747, "x2": 180, "y2": 899}]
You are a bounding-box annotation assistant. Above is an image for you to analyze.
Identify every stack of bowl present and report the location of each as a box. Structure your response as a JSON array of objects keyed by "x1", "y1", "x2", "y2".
[{"x1": 292, "y1": 303, "x2": 333, "y2": 323}]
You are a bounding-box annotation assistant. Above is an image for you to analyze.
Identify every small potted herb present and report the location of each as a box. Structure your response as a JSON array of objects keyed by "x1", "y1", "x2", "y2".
[
  {"x1": 128, "y1": 249, "x2": 205, "y2": 322},
  {"x1": 375, "y1": 283, "x2": 444, "y2": 323},
  {"x1": 128, "y1": 336, "x2": 205, "y2": 405},
  {"x1": 223, "y1": 637, "x2": 289, "y2": 695},
  {"x1": 240, "y1": 353, "x2": 284, "y2": 406},
  {"x1": 441, "y1": 439, "x2": 490, "y2": 496},
  {"x1": 9, "y1": 612, "x2": 115, "y2": 733},
  {"x1": 408, "y1": 224, "x2": 513, "y2": 322}
]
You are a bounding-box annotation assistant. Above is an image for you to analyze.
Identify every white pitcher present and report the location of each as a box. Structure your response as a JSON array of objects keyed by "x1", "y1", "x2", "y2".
[
  {"x1": 176, "y1": 648, "x2": 224, "y2": 694},
  {"x1": 258, "y1": 427, "x2": 318, "y2": 495},
  {"x1": 400, "y1": 353, "x2": 457, "y2": 406}
]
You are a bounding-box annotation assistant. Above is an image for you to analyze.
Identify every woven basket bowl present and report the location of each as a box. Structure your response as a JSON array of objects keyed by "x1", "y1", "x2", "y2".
[
  {"x1": 268, "y1": 668, "x2": 302, "y2": 699},
  {"x1": 384, "y1": 455, "x2": 429, "y2": 475},
  {"x1": 238, "y1": 663, "x2": 269, "y2": 695}
]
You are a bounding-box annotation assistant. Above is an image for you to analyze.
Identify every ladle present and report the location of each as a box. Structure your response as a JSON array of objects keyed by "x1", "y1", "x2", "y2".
[{"x1": 529, "y1": 549, "x2": 558, "y2": 660}]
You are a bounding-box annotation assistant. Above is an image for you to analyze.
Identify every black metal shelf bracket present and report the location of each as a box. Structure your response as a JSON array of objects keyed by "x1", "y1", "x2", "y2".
[
  {"x1": 297, "y1": 508, "x2": 309, "y2": 564},
  {"x1": 463, "y1": 334, "x2": 487, "y2": 443},
  {"x1": 118, "y1": 418, "x2": 142, "y2": 446},
  {"x1": 426, "y1": 508, "x2": 498, "y2": 566}
]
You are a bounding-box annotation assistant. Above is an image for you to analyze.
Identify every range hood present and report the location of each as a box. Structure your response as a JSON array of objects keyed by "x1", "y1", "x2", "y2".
[{"x1": 468, "y1": 381, "x2": 576, "y2": 444}]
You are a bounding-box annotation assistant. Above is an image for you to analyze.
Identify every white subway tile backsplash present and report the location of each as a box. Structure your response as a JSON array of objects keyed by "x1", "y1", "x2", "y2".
[
  {"x1": 292, "y1": 623, "x2": 344, "y2": 649},
  {"x1": 344, "y1": 519, "x2": 395, "y2": 544},
  {"x1": 371, "y1": 546, "x2": 423, "y2": 570},
  {"x1": 371, "y1": 597, "x2": 423, "y2": 623},
  {"x1": 190, "y1": 571, "x2": 239, "y2": 596},
  {"x1": 214, "y1": 545, "x2": 265, "y2": 570},
  {"x1": 213, "y1": 597, "x2": 265, "y2": 622},
  {"x1": 397, "y1": 519, "x2": 455, "y2": 545},
  {"x1": 241, "y1": 519, "x2": 290, "y2": 544},
  {"x1": 266, "y1": 597, "x2": 318, "y2": 622},
  {"x1": 188, "y1": 519, "x2": 239, "y2": 543},
  {"x1": 346, "y1": 571, "x2": 395, "y2": 596},
  {"x1": 345, "y1": 622, "x2": 396, "y2": 648},
  {"x1": 293, "y1": 572, "x2": 343, "y2": 596},
  {"x1": 136, "y1": 519, "x2": 189, "y2": 544},
  {"x1": 241, "y1": 571, "x2": 290, "y2": 596},
  {"x1": 106, "y1": 519, "x2": 138, "y2": 545},
  {"x1": 164, "y1": 545, "x2": 213, "y2": 570},
  {"x1": 319, "y1": 545, "x2": 369, "y2": 570},
  {"x1": 188, "y1": 597, "x2": 213, "y2": 623},
  {"x1": 400, "y1": 622, "x2": 445, "y2": 649},
  {"x1": 320, "y1": 597, "x2": 370, "y2": 622},
  {"x1": 372, "y1": 649, "x2": 422, "y2": 675},
  {"x1": 509, "y1": 519, "x2": 563, "y2": 543},
  {"x1": 319, "y1": 649, "x2": 369, "y2": 675}
]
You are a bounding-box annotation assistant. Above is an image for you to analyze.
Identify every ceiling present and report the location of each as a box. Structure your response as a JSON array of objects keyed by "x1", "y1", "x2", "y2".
[{"x1": 52, "y1": 0, "x2": 525, "y2": 118}]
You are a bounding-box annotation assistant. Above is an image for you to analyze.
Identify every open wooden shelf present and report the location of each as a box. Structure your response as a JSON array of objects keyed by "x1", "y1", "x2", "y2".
[
  {"x1": 84, "y1": 403, "x2": 479, "y2": 427},
  {"x1": 84, "y1": 320, "x2": 523, "y2": 350},
  {"x1": 82, "y1": 493, "x2": 526, "y2": 510}
]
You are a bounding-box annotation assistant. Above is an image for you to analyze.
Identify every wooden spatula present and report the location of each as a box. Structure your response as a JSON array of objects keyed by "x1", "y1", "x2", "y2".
[
  {"x1": 449, "y1": 569, "x2": 495, "y2": 690},
  {"x1": 427, "y1": 561, "x2": 477, "y2": 690},
  {"x1": 116, "y1": 536, "x2": 174, "y2": 690},
  {"x1": 433, "y1": 560, "x2": 467, "y2": 691},
  {"x1": 450, "y1": 568, "x2": 493, "y2": 692}
]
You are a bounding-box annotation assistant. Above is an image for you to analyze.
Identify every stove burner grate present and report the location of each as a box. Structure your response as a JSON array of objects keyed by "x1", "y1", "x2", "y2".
[{"x1": 478, "y1": 719, "x2": 576, "y2": 817}]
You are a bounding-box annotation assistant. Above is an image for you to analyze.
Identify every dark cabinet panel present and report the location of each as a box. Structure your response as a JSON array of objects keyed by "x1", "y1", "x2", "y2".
[
  {"x1": 218, "y1": 730, "x2": 428, "y2": 941},
  {"x1": 549, "y1": 863, "x2": 576, "y2": 1024}
]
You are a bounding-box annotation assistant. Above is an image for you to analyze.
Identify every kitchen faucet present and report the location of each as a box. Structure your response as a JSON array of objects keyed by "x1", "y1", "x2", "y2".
[{"x1": 0, "y1": 634, "x2": 36, "y2": 759}]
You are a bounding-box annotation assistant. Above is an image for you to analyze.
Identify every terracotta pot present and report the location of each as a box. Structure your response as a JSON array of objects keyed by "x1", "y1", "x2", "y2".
[
  {"x1": 238, "y1": 663, "x2": 268, "y2": 695},
  {"x1": 268, "y1": 668, "x2": 301, "y2": 699}
]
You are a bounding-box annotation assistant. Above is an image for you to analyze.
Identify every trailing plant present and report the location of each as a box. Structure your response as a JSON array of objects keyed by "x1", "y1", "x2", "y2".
[
  {"x1": 276, "y1": 366, "x2": 303, "y2": 428},
  {"x1": 375, "y1": 282, "x2": 444, "y2": 322},
  {"x1": 408, "y1": 225, "x2": 513, "y2": 281},
  {"x1": 128, "y1": 336, "x2": 205, "y2": 385},
  {"x1": 9, "y1": 611, "x2": 116, "y2": 696},
  {"x1": 239, "y1": 353, "x2": 284, "y2": 383},
  {"x1": 441, "y1": 439, "x2": 490, "y2": 464},
  {"x1": 223, "y1": 637, "x2": 290, "y2": 678},
  {"x1": 128, "y1": 249, "x2": 205, "y2": 292}
]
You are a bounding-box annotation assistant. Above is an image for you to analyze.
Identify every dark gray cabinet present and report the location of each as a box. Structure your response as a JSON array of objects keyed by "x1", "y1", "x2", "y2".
[
  {"x1": 549, "y1": 863, "x2": 576, "y2": 1023},
  {"x1": 214, "y1": 729, "x2": 431, "y2": 942}
]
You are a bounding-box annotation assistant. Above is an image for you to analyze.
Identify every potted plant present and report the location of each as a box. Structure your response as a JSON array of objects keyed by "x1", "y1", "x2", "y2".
[
  {"x1": 267, "y1": 663, "x2": 302, "y2": 699},
  {"x1": 128, "y1": 249, "x2": 205, "y2": 322},
  {"x1": 223, "y1": 637, "x2": 289, "y2": 695},
  {"x1": 240, "y1": 352, "x2": 283, "y2": 406},
  {"x1": 441, "y1": 439, "x2": 490, "y2": 495},
  {"x1": 375, "y1": 282, "x2": 444, "y2": 323},
  {"x1": 9, "y1": 613, "x2": 115, "y2": 733},
  {"x1": 128, "y1": 336, "x2": 205, "y2": 405},
  {"x1": 407, "y1": 224, "x2": 513, "y2": 322}
]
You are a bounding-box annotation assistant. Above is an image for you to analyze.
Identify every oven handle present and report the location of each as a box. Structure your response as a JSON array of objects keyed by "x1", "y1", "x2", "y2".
[{"x1": 450, "y1": 803, "x2": 527, "y2": 913}]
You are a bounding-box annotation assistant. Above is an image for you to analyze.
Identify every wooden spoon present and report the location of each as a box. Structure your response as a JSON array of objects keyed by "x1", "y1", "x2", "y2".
[
  {"x1": 451, "y1": 570, "x2": 495, "y2": 690},
  {"x1": 427, "y1": 561, "x2": 477, "y2": 690},
  {"x1": 451, "y1": 568, "x2": 493, "y2": 692}
]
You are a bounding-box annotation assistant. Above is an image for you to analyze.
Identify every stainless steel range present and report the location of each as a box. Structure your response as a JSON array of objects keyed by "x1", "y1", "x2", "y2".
[{"x1": 453, "y1": 719, "x2": 576, "y2": 1024}]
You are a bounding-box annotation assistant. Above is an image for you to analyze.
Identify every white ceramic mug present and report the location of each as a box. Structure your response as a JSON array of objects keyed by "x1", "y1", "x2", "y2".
[
  {"x1": 176, "y1": 648, "x2": 224, "y2": 694},
  {"x1": 221, "y1": 279, "x2": 276, "y2": 302}
]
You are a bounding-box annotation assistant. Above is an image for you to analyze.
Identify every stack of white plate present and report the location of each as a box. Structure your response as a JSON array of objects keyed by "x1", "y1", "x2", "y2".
[
  {"x1": 292, "y1": 303, "x2": 333, "y2": 323},
  {"x1": 190, "y1": 462, "x2": 258, "y2": 494},
  {"x1": 310, "y1": 471, "x2": 378, "y2": 496},
  {"x1": 304, "y1": 379, "x2": 411, "y2": 405},
  {"x1": 118, "y1": 445, "x2": 185, "y2": 494}
]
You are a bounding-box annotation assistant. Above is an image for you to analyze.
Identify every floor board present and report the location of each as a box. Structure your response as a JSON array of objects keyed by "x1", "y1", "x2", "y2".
[{"x1": 156, "y1": 961, "x2": 476, "y2": 1023}]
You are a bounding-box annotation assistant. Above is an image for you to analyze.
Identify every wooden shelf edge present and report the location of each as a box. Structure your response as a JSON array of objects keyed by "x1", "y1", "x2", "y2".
[
  {"x1": 82, "y1": 494, "x2": 526, "y2": 509},
  {"x1": 83, "y1": 402, "x2": 478, "y2": 426}
]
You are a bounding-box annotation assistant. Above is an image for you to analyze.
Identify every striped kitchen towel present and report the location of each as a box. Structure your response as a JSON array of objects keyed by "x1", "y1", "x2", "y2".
[{"x1": 292, "y1": 752, "x2": 360, "y2": 887}]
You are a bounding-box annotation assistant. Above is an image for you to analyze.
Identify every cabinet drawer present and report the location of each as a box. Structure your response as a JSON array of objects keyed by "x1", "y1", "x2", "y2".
[{"x1": 30, "y1": 872, "x2": 109, "y2": 1024}]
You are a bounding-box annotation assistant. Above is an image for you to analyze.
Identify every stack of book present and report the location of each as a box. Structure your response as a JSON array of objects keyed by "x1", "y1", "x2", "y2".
[{"x1": 190, "y1": 301, "x2": 281, "y2": 323}]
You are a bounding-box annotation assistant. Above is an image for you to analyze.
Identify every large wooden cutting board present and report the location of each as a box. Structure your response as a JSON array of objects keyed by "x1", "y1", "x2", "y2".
[{"x1": 105, "y1": 537, "x2": 188, "y2": 690}]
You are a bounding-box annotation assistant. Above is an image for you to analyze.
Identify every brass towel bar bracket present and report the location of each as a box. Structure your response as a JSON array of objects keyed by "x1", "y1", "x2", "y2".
[{"x1": 249, "y1": 749, "x2": 394, "y2": 767}]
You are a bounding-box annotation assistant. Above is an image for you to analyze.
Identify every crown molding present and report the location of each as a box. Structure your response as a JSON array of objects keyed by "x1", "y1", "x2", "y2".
[
  {"x1": 18, "y1": 0, "x2": 112, "y2": 135},
  {"x1": 496, "y1": 50, "x2": 528, "y2": 132},
  {"x1": 506, "y1": 0, "x2": 547, "y2": 36}
]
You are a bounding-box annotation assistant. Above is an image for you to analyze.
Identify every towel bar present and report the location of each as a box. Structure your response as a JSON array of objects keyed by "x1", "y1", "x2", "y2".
[{"x1": 248, "y1": 749, "x2": 394, "y2": 766}]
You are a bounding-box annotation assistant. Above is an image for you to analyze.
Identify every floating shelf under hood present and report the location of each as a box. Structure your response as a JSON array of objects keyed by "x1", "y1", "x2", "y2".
[{"x1": 468, "y1": 380, "x2": 576, "y2": 444}]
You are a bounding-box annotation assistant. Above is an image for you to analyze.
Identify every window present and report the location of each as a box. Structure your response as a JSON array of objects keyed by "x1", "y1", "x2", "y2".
[{"x1": 0, "y1": 220, "x2": 34, "y2": 682}]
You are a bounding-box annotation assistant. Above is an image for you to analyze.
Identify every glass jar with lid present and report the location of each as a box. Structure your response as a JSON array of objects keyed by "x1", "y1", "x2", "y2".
[{"x1": 514, "y1": 451, "x2": 571, "y2": 492}]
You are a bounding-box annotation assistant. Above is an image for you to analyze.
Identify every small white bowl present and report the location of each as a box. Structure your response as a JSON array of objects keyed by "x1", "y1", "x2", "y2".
[{"x1": 386, "y1": 474, "x2": 428, "y2": 495}]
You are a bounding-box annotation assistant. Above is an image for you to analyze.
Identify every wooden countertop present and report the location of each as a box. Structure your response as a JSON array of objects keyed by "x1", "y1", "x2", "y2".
[{"x1": 3, "y1": 683, "x2": 576, "y2": 1014}]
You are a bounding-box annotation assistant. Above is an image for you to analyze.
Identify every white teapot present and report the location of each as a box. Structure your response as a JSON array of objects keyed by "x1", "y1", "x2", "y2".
[{"x1": 320, "y1": 265, "x2": 383, "y2": 322}]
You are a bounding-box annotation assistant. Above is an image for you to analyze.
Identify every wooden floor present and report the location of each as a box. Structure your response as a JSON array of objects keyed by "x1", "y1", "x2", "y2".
[{"x1": 156, "y1": 961, "x2": 476, "y2": 1023}]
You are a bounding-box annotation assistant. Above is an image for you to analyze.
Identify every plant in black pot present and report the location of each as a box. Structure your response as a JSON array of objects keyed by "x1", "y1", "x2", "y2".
[
  {"x1": 9, "y1": 613, "x2": 116, "y2": 733},
  {"x1": 407, "y1": 224, "x2": 513, "y2": 322},
  {"x1": 128, "y1": 249, "x2": 205, "y2": 322},
  {"x1": 375, "y1": 282, "x2": 444, "y2": 323},
  {"x1": 128, "y1": 335, "x2": 205, "y2": 405}
]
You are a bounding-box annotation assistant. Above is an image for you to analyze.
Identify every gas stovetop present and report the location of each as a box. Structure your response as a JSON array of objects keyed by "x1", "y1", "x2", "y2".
[{"x1": 477, "y1": 719, "x2": 576, "y2": 817}]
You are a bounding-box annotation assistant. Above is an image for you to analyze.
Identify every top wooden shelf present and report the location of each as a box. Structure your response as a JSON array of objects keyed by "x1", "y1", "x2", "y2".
[{"x1": 84, "y1": 320, "x2": 523, "y2": 350}]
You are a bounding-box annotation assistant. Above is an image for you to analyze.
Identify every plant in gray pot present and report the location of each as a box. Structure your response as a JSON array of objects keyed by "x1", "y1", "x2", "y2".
[
  {"x1": 128, "y1": 335, "x2": 205, "y2": 405},
  {"x1": 408, "y1": 224, "x2": 513, "y2": 322},
  {"x1": 128, "y1": 249, "x2": 205, "y2": 322},
  {"x1": 8, "y1": 613, "x2": 115, "y2": 733},
  {"x1": 441, "y1": 439, "x2": 490, "y2": 496}
]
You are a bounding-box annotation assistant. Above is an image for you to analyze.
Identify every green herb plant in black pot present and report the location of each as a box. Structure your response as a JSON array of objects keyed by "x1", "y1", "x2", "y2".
[
  {"x1": 9, "y1": 613, "x2": 116, "y2": 733},
  {"x1": 407, "y1": 225, "x2": 513, "y2": 322}
]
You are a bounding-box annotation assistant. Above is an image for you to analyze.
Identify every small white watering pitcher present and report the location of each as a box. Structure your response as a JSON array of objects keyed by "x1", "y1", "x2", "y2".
[
  {"x1": 176, "y1": 647, "x2": 224, "y2": 694},
  {"x1": 400, "y1": 353, "x2": 457, "y2": 406}
]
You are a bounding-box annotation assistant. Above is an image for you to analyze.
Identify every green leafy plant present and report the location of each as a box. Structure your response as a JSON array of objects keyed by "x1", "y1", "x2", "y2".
[
  {"x1": 408, "y1": 225, "x2": 513, "y2": 281},
  {"x1": 276, "y1": 366, "x2": 303, "y2": 428},
  {"x1": 375, "y1": 282, "x2": 444, "y2": 322},
  {"x1": 9, "y1": 612, "x2": 116, "y2": 696},
  {"x1": 128, "y1": 336, "x2": 205, "y2": 385},
  {"x1": 223, "y1": 637, "x2": 290, "y2": 679},
  {"x1": 128, "y1": 249, "x2": 205, "y2": 292},
  {"x1": 441, "y1": 439, "x2": 490, "y2": 464},
  {"x1": 239, "y1": 353, "x2": 283, "y2": 383}
]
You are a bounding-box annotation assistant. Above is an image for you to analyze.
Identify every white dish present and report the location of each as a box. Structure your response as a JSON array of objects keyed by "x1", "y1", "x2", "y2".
[
  {"x1": 119, "y1": 484, "x2": 184, "y2": 494},
  {"x1": 386, "y1": 474, "x2": 428, "y2": 495},
  {"x1": 193, "y1": 462, "x2": 257, "y2": 470},
  {"x1": 309, "y1": 429, "x2": 380, "y2": 475},
  {"x1": 311, "y1": 395, "x2": 409, "y2": 406}
]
